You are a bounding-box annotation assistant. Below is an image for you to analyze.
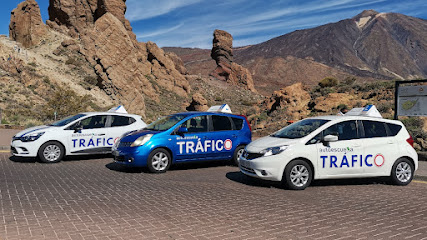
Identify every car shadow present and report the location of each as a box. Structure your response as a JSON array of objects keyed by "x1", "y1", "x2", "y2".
[
  {"x1": 226, "y1": 171, "x2": 390, "y2": 189},
  {"x1": 9, "y1": 154, "x2": 112, "y2": 164},
  {"x1": 106, "y1": 160, "x2": 233, "y2": 173},
  {"x1": 226, "y1": 171, "x2": 282, "y2": 188},
  {"x1": 9, "y1": 155, "x2": 38, "y2": 163}
]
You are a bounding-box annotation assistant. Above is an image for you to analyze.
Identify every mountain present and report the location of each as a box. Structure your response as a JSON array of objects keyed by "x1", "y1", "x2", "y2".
[
  {"x1": 235, "y1": 10, "x2": 427, "y2": 86},
  {"x1": 167, "y1": 10, "x2": 427, "y2": 95}
]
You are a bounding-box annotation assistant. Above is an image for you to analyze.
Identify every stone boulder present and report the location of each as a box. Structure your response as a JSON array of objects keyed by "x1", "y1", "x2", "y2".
[
  {"x1": 9, "y1": 0, "x2": 47, "y2": 48},
  {"x1": 186, "y1": 93, "x2": 209, "y2": 112},
  {"x1": 264, "y1": 83, "x2": 311, "y2": 120},
  {"x1": 210, "y1": 29, "x2": 256, "y2": 92}
]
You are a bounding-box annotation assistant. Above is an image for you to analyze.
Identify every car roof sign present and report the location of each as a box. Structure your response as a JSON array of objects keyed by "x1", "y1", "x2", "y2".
[
  {"x1": 108, "y1": 105, "x2": 128, "y2": 114},
  {"x1": 207, "y1": 104, "x2": 232, "y2": 113},
  {"x1": 345, "y1": 105, "x2": 382, "y2": 118}
]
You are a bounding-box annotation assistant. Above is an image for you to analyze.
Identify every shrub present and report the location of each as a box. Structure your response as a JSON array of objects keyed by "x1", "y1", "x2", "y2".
[{"x1": 319, "y1": 77, "x2": 339, "y2": 88}]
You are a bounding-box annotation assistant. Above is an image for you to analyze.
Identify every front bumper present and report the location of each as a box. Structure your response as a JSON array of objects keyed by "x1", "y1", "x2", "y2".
[
  {"x1": 10, "y1": 140, "x2": 40, "y2": 157},
  {"x1": 239, "y1": 152, "x2": 289, "y2": 182},
  {"x1": 113, "y1": 146, "x2": 150, "y2": 167}
]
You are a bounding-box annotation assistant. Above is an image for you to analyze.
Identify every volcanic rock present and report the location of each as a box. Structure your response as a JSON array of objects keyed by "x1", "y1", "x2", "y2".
[
  {"x1": 186, "y1": 93, "x2": 209, "y2": 112},
  {"x1": 47, "y1": 0, "x2": 190, "y2": 117},
  {"x1": 264, "y1": 83, "x2": 311, "y2": 120},
  {"x1": 9, "y1": 0, "x2": 47, "y2": 48},
  {"x1": 210, "y1": 29, "x2": 256, "y2": 93}
]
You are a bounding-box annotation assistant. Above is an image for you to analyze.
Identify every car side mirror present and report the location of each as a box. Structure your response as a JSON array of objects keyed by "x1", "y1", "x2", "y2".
[
  {"x1": 323, "y1": 135, "x2": 338, "y2": 142},
  {"x1": 177, "y1": 127, "x2": 188, "y2": 136},
  {"x1": 74, "y1": 126, "x2": 83, "y2": 133}
]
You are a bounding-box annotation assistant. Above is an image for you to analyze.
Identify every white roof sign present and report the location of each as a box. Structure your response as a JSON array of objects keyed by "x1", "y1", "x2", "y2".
[
  {"x1": 108, "y1": 105, "x2": 128, "y2": 114},
  {"x1": 345, "y1": 105, "x2": 382, "y2": 118},
  {"x1": 207, "y1": 104, "x2": 232, "y2": 113}
]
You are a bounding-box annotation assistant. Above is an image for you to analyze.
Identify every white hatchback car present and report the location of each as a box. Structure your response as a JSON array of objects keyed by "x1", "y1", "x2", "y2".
[
  {"x1": 11, "y1": 112, "x2": 146, "y2": 163},
  {"x1": 240, "y1": 115, "x2": 418, "y2": 190}
]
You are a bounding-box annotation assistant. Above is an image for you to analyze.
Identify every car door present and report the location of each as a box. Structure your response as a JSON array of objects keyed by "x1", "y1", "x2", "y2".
[
  {"x1": 174, "y1": 115, "x2": 210, "y2": 161},
  {"x1": 66, "y1": 115, "x2": 111, "y2": 154},
  {"x1": 359, "y1": 120, "x2": 399, "y2": 175},
  {"x1": 316, "y1": 120, "x2": 364, "y2": 177},
  {"x1": 207, "y1": 115, "x2": 236, "y2": 160},
  {"x1": 107, "y1": 115, "x2": 138, "y2": 145}
]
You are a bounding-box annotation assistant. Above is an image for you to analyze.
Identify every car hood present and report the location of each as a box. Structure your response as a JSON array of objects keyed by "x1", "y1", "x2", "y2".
[
  {"x1": 246, "y1": 136, "x2": 299, "y2": 153},
  {"x1": 14, "y1": 125, "x2": 53, "y2": 138},
  {"x1": 121, "y1": 129, "x2": 162, "y2": 142}
]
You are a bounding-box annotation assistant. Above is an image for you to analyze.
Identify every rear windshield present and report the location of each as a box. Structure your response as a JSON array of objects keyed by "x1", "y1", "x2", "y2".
[{"x1": 271, "y1": 119, "x2": 330, "y2": 139}]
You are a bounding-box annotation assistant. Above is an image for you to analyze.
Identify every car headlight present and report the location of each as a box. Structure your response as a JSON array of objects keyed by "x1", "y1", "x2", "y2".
[
  {"x1": 131, "y1": 134, "x2": 153, "y2": 147},
  {"x1": 260, "y1": 146, "x2": 288, "y2": 157},
  {"x1": 21, "y1": 132, "x2": 45, "y2": 142}
]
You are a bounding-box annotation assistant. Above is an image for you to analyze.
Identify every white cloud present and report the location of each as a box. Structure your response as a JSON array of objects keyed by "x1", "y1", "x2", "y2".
[
  {"x1": 126, "y1": 0, "x2": 202, "y2": 21},
  {"x1": 136, "y1": 23, "x2": 184, "y2": 39}
]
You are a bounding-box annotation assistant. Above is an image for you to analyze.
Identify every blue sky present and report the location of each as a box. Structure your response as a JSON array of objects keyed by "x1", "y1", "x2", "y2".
[{"x1": 1, "y1": 0, "x2": 426, "y2": 49}]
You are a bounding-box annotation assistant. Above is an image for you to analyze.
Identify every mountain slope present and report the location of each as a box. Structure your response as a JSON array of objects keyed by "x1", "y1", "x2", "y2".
[{"x1": 235, "y1": 10, "x2": 427, "y2": 80}]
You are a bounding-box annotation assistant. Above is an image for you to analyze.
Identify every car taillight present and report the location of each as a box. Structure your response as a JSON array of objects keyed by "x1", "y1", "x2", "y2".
[
  {"x1": 407, "y1": 135, "x2": 414, "y2": 148},
  {"x1": 239, "y1": 115, "x2": 252, "y2": 131}
]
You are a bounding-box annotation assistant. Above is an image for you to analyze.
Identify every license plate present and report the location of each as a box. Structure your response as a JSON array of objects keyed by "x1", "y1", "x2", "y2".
[{"x1": 240, "y1": 160, "x2": 250, "y2": 168}]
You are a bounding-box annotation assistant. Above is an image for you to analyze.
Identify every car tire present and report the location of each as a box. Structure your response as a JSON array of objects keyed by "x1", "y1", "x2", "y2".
[
  {"x1": 390, "y1": 158, "x2": 414, "y2": 186},
  {"x1": 147, "y1": 148, "x2": 171, "y2": 173},
  {"x1": 282, "y1": 160, "x2": 312, "y2": 190},
  {"x1": 232, "y1": 145, "x2": 245, "y2": 166},
  {"x1": 38, "y1": 141, "x2": 65, "y2": 163}
]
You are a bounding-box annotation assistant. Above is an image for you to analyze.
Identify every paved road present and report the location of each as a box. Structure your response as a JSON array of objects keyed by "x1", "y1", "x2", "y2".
[{"x1": 1, "y1": 153, "x2": 427, "y2": 240}]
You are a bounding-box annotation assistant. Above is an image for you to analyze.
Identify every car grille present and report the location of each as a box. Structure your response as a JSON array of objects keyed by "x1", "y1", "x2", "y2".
[
  {"x1": 114, "y1": 155, "x2": 125, "y2": 162},
  {"x1": 240, "y1": 165, "x2": 255, "y2": 174},
  {"x1": 243, "y1": 150, "x2": 263, "y2": 160},
  {"x1": 118, "y1": 142, "x2": 132, "y2": 148}
]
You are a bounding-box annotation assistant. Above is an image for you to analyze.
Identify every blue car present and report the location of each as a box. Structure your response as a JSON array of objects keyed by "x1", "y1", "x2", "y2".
[{"x1": 112, "y1": 111, "x2": 252, "y2": 173}]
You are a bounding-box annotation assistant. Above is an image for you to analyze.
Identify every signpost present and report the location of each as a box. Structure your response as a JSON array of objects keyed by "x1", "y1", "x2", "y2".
[{"x1": 394, "y1": 79, "x2": 427, "y2": 119}]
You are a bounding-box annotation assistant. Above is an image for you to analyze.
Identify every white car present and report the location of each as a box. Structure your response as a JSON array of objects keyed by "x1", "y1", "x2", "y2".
[
  {"x1": 11, "y1": 112, "x2": 146, "y2": 163},
  {"x1": 240, "y1": 115, "x2": 418, "y2": 190}
]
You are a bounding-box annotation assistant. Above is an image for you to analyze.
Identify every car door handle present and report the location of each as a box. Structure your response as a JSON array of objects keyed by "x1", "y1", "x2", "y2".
[
  {"x1": 353, "y1": 144, "x2": 361, "y2": 147},
  {"x1": 232, "y1": 134, "x2": 237, "y2": 138},
  {"x1": 387, "y1": 140, "x2": 394, "y2": 144},
  {"x1": 99, "y1": 134, "x2": 105, "y2": 136},
  {"x1": 203, "y1": 136, "x2": 208, "y2": 139}
]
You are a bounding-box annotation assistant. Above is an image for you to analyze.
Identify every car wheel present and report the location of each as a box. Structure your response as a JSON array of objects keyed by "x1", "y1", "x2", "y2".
[
  {"x1": 147, "y1": 148, "x2": 171, "y2": 173},
  {"x1": 232, "y1": 145, "x2": 245, "y2": 166},
  {"x1": 390, "y1": 158, "x2": 414, "y2": 186},
  {"x1": 283, "y1": 160, "x2": 312, "y2": 190},
  {"x1": 38, "y1": 141, "x2": 65, "y2": 163}
]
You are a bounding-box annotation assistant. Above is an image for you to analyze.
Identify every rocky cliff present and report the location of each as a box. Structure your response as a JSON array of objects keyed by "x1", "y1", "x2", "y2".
[
  {"x1": 9, "y1": 0, "x2": 47, "y2": 48},
  {"x1": 44, "y1": 0, "x2": 190, "y2": 117}
]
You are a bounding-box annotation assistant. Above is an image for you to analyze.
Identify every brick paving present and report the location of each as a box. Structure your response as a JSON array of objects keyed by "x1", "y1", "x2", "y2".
[{"x1": 1, "y1": 153, "x2": 427, "y2": 240}]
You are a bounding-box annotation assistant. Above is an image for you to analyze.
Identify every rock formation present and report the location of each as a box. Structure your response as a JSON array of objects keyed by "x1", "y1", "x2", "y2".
[
  {"x1": 264, "y1": 83, "x2": 311, "y2": 120},
  {"x1": 210, "y1": 29, "x2": 256, "y2": 93},
  {"x1": 9, "y1": 0, "x2": 47, "y2": 48},
  {"x1": 186, "y1": 93, "x2": 209, "y2": 112},
  {"x1": 47, "y1": 0, "x2": 190, "y2": 117}
]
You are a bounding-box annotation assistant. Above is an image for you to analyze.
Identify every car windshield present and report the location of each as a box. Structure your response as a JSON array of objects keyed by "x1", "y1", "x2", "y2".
[
  {"x1": 271, "y1": 119, "x2": 330, "y2": 139},
  {"x1": 145, "y1": 114, "x2": 187, "y2": 131},
  {"x1": 48, "y1": 114, "x2": 86, "y2": 127}
]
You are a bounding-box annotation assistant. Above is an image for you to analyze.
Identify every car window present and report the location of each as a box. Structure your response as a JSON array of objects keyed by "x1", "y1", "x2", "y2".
[
  {"x1": 323, "y1": 120, "x2": 358, "y2": 141},
  {"x1": 272, "y1": 119, "x2": 329, "y2": 139},
  {"x1": 111, "y1": 116, "x2": 136, "y2": 127},
  {"x1": 212, "y1": 115, "x2": 232, "y2": 131},
  {"x1": 145, "y1": 114, "x2": 187, "y2": 131},
  {"x1": 181, "y1": 115, "x2": 208, "y2": 133},
  {"x1": 232, "y1": 117, "x2": 244, "y2": 130},
  {"x1": 386, "y1": 123, "x2": 402, "y2": 136},
  {"x1": 71, "y1": 115, "x2": 107, "y2": 129},
  {"x1": 362, "y1": 120, "x2": 387, "y2": 138}
]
